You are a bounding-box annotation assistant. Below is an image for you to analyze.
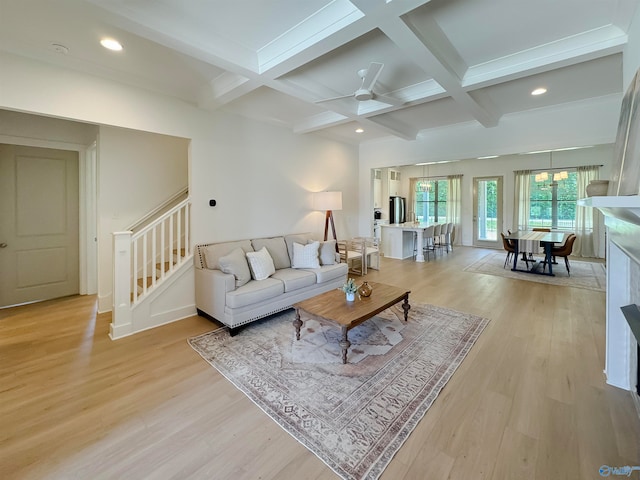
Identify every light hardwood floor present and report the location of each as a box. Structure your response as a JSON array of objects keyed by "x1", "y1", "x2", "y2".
[{"x1": 1, "y1": 247, "x2": 638, "y2": 479}]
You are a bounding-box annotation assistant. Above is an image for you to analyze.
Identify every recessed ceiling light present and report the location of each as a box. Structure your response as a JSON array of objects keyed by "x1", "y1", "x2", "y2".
[
  {"x1": 100, "y1": 38, "x2": 123, "y2": 51},
  {"x1": 531, "y1": 87, "x2": 547, "y2": 96},
  {"x1": 355, "y1": 128, "x2": 364, "y2": 133}
]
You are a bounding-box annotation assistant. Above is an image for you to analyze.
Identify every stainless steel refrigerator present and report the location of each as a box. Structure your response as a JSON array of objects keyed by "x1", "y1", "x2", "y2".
[{"x1": 389, "y1": 196, "x2": 406, "y2": 224}]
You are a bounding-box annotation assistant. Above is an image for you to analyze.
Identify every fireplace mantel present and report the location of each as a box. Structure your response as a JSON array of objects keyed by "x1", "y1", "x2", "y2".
[
  {"x1": 579, "y1": 195, "x2": 640, "y2": 225},
  {"x1": 579, "y1": 195, "x2": 640, "y2": 266},
  {"x1": 578, "y1": 195, "x2": 640, "y2": 391}
]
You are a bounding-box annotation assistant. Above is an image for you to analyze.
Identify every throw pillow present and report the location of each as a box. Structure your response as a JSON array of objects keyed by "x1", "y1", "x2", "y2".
[
  {"x1": 317, "y1": 240, "x2": 336, "y2": 265},
  {"x1": 284, "y1": 233, "x2": 314, "y2": 264},
  {"x1": 251, "y1": 237, "x2": 291, "y2": 269},
  {"x1": 246, "y1": 246, "x2": 276, "y2": 281},
  {"x1": 292, "y1": 241, "x2": 320, "y2": 269},
  {"x1": 218, "y1": 247, "x2": 252, "y2": 287}
]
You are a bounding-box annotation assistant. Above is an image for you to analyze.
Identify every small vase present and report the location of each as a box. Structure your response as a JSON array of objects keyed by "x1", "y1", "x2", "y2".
[
  {"x1": 358, "y1": 281, "x2": 373, "y2": 297},
  {"x1": 346, "y1": 292, "x2": 355, "y2": 302},
  {"x1": 586, "y1": 180, "x2": 609, "y2": 197}
]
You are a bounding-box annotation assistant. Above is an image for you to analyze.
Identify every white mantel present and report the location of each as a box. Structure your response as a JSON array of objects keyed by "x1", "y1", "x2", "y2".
[{"x1": 578, "y1": 196, "x2": 640, "y2": 391}]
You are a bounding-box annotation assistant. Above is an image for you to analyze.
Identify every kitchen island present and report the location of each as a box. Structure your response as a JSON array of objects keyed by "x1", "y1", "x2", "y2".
[{"x1": 380, "y1": 223, "x2": 432, "y2": 262}]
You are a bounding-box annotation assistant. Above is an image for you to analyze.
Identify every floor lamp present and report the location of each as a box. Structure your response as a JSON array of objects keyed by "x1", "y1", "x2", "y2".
[{"x1": 313, "y1": 191, "x2": 342, "y2": 246}]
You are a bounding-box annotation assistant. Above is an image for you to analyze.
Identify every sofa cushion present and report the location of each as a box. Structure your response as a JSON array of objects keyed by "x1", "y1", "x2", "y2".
[
  {"x1": 304, "y1": 262, "x2": 349, "y2": 283},
  {"x1": 292, "y1": 241, "x2": 320, "y2": 269},
  {"x1": 318, "y1": 240, "x2": 337, "y2": 265},
  {"x1": 246, "y1": 246, "x2": 276, "y2": 281},
  {"x1": 284, "y1": 233, "x2": 314, "y2": 264},
  {"x1": 251, "y1": 237, "x2": 290, "y2": 269},
  {"x1": 226, "y1": 278, "x2": 284, "y2": 309},
  {"x1": 271, "y1": 268, "x2": 317, "y2": 292},
  {"x1": 203, "y1": 240, "x2": 253, "y2": 270},
  {"x1": 218, "y1": 247, "x2": 252, "y2": 287}
]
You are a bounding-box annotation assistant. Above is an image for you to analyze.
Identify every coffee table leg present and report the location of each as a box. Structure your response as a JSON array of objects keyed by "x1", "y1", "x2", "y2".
[
  {"x1": 402, "y1": 295, "x2": 411, "y2": 321},
  {"x1": 293, "y1": 309, "x2": 302, "y2": 341},
  {"x1": 339, "y1": 326, "x2": 350, "y2": 364}
]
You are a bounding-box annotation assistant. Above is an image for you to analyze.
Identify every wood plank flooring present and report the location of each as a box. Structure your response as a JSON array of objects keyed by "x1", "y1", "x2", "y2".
[{"x1": 1, "y1": 247, "x2": 638, "y2": 479}]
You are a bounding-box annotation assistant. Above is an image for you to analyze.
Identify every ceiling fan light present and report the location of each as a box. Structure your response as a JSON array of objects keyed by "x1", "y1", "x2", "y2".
[{"x1": 354, "y1": 88, "x2": 373, "y2": 101}]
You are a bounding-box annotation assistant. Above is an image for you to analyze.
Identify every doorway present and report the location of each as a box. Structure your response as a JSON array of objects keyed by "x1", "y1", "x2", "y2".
[
  {"x1": 473, "y1": 176, "x2": 503, "y2": 248},
  {"x1": 0, "y1": 144, "x2": 80, "y2": 307}
]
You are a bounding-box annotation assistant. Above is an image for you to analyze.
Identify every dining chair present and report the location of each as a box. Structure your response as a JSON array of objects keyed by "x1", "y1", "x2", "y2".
[
  {"x1": 363, "y1": 236, "x2": 380, "y2": 271},
  {"x1": 500, "y1": 232, "x2": 516, "y2": 268},
  {"x1": 338, "y1": 238, "x2": 366, "y2": 275},
  {"x1": 549, "y1": 233, "x2": 577, "y2": 275}
]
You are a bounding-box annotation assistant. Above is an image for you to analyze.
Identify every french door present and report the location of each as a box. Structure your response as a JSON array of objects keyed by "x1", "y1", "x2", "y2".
[{"x1": 473, "y1": 176, "x2": 503, "y2": 248}]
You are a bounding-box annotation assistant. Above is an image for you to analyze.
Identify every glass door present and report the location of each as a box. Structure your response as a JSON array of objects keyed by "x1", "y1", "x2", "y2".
[{"x1": 473, "y1": 176, "x2": 503, "y2": 248}]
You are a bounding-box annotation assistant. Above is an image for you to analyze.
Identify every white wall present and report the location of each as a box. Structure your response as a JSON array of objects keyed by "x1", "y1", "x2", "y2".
[
  {"x1": 0, "y1": 109, "x2": 98, "y2": 147},
  {"x1": 189, "y1": 112, "x2": 358, "y2": 245},
  {"x1": 0, "y1": 51, "x2": 359, "y2": 314}
]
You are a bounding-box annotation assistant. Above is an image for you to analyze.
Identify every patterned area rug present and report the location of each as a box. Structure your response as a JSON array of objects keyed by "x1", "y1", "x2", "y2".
[
  {"x1": 463, "y1": 252, "x2": 606, "y2": 292},
  {"x1": 189, "y1": 303, "x2": 489, "y2": 480}
]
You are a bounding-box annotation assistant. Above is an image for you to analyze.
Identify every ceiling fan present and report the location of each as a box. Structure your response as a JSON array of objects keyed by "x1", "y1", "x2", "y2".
[{"x1": 314, "y1": 62, "x2": 404, "y2": 106}]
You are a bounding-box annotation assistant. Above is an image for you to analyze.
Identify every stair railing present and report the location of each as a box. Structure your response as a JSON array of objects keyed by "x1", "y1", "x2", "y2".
[{"x1": 113, "y1": 199, "x2": 191, "y2": 327}]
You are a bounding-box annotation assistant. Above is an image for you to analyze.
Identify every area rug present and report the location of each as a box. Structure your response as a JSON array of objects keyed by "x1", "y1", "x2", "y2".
[
  {"x1": 188, "y1": 303, "x2": 489, "y2": 480},
  {"x1": 463, "y1": 252, "x2": 606, "y2": 292}
]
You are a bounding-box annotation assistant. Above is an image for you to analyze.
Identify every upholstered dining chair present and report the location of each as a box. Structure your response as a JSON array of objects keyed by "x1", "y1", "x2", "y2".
[
  {"x1": 500, "y1": 232, "x2": 516, "y2": 268},
  {"x1": 550, "y1": 233, "x2": 577, "y2": 275}
]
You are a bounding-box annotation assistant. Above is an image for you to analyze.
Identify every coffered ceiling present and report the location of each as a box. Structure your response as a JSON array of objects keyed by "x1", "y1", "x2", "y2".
[{"x1": 0, "y1": 0, "x2": 637, "y2": 144}]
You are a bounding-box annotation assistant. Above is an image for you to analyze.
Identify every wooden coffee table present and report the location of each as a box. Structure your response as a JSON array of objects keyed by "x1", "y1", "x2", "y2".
[{"x1": 292, "y1": 282, "x2": 411, "y2": 364}]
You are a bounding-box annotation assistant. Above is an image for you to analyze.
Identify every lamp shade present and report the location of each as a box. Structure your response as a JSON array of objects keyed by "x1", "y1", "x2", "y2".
[{"x1": 313, "y1": 191, "x2": 342, "y2": 211}]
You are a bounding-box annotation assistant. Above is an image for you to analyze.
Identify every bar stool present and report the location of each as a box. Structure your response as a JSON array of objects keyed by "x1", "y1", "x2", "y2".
[
  {"x1": 422, "y1": 225, "x2": 435, "y2": 261},
  {"x1": 432, "y1": 224, "x2": 443, "y2": 256}
]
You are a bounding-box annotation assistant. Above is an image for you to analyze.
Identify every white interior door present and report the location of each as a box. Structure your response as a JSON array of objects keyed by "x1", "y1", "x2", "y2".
[
  {"x1": 0, "y1": 144, "x2": 79, "y2": 307},
  {"x1": 473, "y1": 176, "x2": 503, "y2": 248}
]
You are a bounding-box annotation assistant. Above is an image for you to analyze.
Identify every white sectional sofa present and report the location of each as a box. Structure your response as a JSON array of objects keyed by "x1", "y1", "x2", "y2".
[{"x1": 194, "y1": 233, "x2": 348, "y2": 334}]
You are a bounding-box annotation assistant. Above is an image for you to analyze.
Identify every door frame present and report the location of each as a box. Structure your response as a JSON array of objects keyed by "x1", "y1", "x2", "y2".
[
  {"x1": 472, "y1": 175, "x2": 503, "y2": 249},
  {"x1": 0, "y1": 134, "x2": 97, "y2": 298}
]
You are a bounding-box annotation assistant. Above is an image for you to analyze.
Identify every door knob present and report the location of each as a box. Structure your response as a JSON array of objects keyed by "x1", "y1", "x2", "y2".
[{"x1": 0, "y1": 243, "x2": 7, "y2": 248}]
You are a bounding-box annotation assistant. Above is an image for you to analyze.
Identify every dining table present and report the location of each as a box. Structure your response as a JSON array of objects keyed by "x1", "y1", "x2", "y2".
[{"x1": 505, "y1": 230, "x2": 568, "y2": 276}]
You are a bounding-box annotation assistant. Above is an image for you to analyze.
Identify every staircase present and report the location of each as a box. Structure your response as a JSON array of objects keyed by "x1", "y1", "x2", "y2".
[
  {"x1": 133, "y1": 247, "x2": 187, "y2": 301},
  {"x1": 111, "y1": 197, "x2": 193, "y2": 339}
]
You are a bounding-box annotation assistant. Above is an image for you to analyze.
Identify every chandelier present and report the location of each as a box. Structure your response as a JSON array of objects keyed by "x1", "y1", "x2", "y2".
[
  {"x1": 417, "y1": 178, "x2": 431, "y2": 192},
  {"x1": 535, "y1": 151, "x2": 568, "y2": 188},
  {"x1": 416, "y1": 162, "x2": 431, "y2": 192}
]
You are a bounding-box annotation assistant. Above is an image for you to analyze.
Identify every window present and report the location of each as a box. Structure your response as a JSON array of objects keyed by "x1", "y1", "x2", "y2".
[
  {"x1": 529, "y1": 171, "x2": 577, "y2": 229},
  {"x1": 415, "y1": 179, "x2": 447, "y2": 223}
]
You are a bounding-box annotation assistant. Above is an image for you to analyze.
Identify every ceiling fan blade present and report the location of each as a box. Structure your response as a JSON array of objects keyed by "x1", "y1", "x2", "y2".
[
  {"x1": 375, "y1": 93, "x2": 404, "y2": 106},
  {"x1": 314, "y1": 93, "x2": 354, "y2": 104},
  {"x1": 362, "y1": 62, "x2": 384, "y2": 91}
]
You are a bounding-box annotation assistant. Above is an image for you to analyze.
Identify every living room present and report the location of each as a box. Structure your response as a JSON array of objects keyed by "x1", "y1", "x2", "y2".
[{"x1": 1, "y1": 1, "x2": 640, "y2": 478}]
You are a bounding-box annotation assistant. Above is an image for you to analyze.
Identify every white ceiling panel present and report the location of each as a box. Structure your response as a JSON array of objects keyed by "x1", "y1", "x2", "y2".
[{"x1": 1, "y1": 0, "x2": 637, "y2": 143}]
